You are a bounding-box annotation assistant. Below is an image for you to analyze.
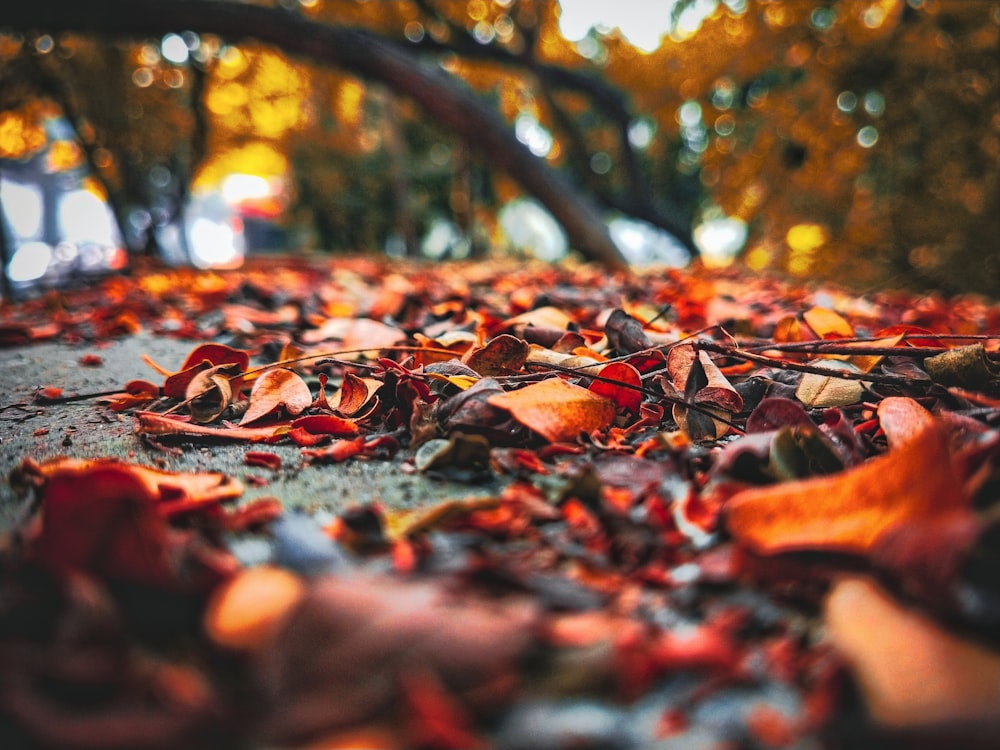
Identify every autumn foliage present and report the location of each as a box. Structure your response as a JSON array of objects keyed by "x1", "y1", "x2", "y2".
[{"x1": 0, "y1": 255, "x2": 998, "y2": 747}]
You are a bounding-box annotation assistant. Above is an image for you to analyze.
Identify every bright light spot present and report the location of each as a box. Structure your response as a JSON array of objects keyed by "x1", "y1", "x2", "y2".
[
  {"x1": 674, "y1": 0, "x2": 719, "y2": 40},
  {"x1": 712, "y1": 78, "x2": 737, "y2": 110},
  {"x1": 786, "y1": 223, "x2": 828, "y2": 253},
  {"x1": 0, "y1": 179, "x2": 43, "y2": 239},
  {"x1": 837, "y1": 91, "x2": 857, "y2": 113},
  {"x1": 7, "y1": 242, "x2": 52, "y2": 282},
  {"x1": 499, "y1": 198, "x2": 567, "y2": 262},
  {"x1": 628, "y1": 118, "x2": 654, "y2": 149},
  {"x1": 221, "y1": 173, "x2": 271, "y2": 205},
  {"x1": 473, "y1": 21, "x2": 496, "y2": 44},
  {"x1": 857, "y1": 125, "x2": 879, "y2": 148},
  {"x1": 558, "y1": 0, "x2": 681, "y2": 52},
  {"x1": 863, "y1": 90, "x2": 885, "y2": 116},
  {"x1": 161, "y1": 33, "x2": 189, "y2": 64},
  {"x1": 188, "y1": 217, "x2": 241, "y2": 269},
  {"x1": 609, "y1": 216, "x2": 690, "y2": 267},
  {"x1": 57, "y1": 190, "x2": 118, "y2": 245},
  {"x1": 810, "y1": 7, "x2": 837, "y2": 30},
  {"x1": 744, "y1": 243, "x2": 773, "y2": 270},
  {"x1": 714, "y1": 113, "x2": 736, "y2": 136},
  {"x1": 677, "y1": 100, "x2": 703, "y2": 127},
  {"x1": 862, "y1": 4, "x2": 887, "y2": 28},
  {"x1": 421, "y1": 217, "x2": 468, "y2": 259},
  {"x1": 694, "y1": 216, "x2": 748, "y2": 266},
  {"x1": 34, "y1": 35, "x2": 54, "y2": 54},
  {"x1": 515, "y1": 114, "x2": 553, "y2": 157}
]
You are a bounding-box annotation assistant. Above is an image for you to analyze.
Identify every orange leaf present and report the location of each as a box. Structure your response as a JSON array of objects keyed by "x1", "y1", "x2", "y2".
[
  {"x1": 488, "y1": 378, "x2": 615, "y2": 443},
  {"x1": 802, "y1": 307, "x2": 854, "y2": 339},
  {"x1": 724, "y1": 419, "x2": 967, "y2": 556},
  {"x1": 589, "y1": 362, "x2": 643, "y2": 414},
  {"x1": 136, "y1": 411, "x2": 284, "y2": 442},
  {"x1": 241, "y1": 368, "x2": 313, "y2": 425},
  {"x1": 335, "y1": 371, "x2": 376, "y2": 416}
]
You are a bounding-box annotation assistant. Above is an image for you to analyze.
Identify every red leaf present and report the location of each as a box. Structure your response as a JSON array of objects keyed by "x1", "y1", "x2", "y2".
[
  {"x1": 589, "y1": 362, "x2": 643, "y2": 414},
  {"x1": 245, "y1": 451, "x2": 283, "y2": 471}
]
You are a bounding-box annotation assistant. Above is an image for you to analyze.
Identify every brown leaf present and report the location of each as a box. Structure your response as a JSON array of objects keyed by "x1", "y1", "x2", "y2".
[
  {"x1": 241, "y1": 368, "x2": 313, "y2": 425},
  {"x1": 488, "y1": 378, "x2": 615, "y2": 443},
  {"x1": 186, "y1": 363, "x2": 239, "y2": 423},
  {"x1": 462, "y1": 334, "x2": 530, "y2": 377}
]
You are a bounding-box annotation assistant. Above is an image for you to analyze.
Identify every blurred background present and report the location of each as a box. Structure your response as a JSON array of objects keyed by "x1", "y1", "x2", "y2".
[{"x1": 1, "y1": 0, "x2": 997, "y2": 297}]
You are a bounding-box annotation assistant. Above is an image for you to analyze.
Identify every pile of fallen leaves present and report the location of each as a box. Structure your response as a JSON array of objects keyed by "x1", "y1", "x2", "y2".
[{"x1": 1, "y1": 257, "x2": 999, "y2": 749}]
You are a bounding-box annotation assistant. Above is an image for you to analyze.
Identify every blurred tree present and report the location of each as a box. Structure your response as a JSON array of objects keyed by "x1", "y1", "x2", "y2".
[{"x1": 2, "y1": 0, "x2": 997, "y2": 294}]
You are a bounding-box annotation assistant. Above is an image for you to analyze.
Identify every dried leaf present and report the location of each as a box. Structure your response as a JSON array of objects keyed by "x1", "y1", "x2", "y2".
[
  {"x1": 802, "y1": 307, "x2": 854, "y2": 339},
  {"x1": 290, "y1": 414, "x2": 360, "y2": 437},
  {"x1": 605, "y1": 308, "x2": 651, "y2": 354},
  {"x1": 186, "y1": 363, "x2": 239, "y2": 423},
  {"x1": 924, "y1": 343, "x2": 1000, "y2": 390},
  {"x1": 158, "y1": 344, "x2": 250, "y2": 398},
  {"x1": 795, "y1": 360, "x2": 865, "y2": 408},
  {"x1": 462, "y1": 334, "x2": 530, "y2": 377},
  {"x1": 241, "y1": 368, "x2": 313, "y2": 425},
  {"x1": 488, "y1": 378, "x2": 616, "y2": 443},
  {"x1": 725, "y1": 418, "x2": 966, "y2": 555},
  {"x1": 136, "y1": 411, "x2": 284, "y2": 442},
  {"x1": 589, "y1": 362, "x2": 643, "y2": 414},
  {"x1": 336, "y1": 371, "x2": 376, "y2": 416}
]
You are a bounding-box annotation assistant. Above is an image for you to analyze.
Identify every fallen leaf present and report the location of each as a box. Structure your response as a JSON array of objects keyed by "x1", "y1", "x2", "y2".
[
  {"x1": 824, "y1": 576, "x2": 1000, "y2": 729},
  {"x1": 724, "y1": 417, "x2": 966, "y2": 555},
  {"x1": 187, "y1": 363, "x2": 239, "y2": 423},
  {"x1": 136, "y1": 411, "x2": 284, "y2": 443},
  {"x1": 589, "y1": 362, "x2": 643, "y2": 414},
  {"x1": 204, "y1": 566, "x2": 306, "y2": 652},
  {"x1": 462, "y1": 334, "x2": 530, "y2": 376},
  {"x1": 488, "y1": 378, "x2": 616, "y2": 443},
  {"x1": 241, "y1": 368, "x2": 313, "y2": 425},
  {"x1": 802, "y1": 307, "x2": 854, "y2": 339},
  {"x1": 795, "y1": 360, "x2": 865, "y2": 408}
]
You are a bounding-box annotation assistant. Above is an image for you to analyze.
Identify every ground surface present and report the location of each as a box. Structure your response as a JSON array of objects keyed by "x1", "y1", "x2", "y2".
[
  {"x1": 0, "y1": 330, "x2": 501, "y2": 530},
  {"x1": 0, "y1": 256, "x2": 997, "y2": 750}
]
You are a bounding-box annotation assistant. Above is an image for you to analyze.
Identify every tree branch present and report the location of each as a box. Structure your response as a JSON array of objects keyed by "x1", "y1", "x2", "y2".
[{"x1": 3, "y1": 0, "x2": 630, "y2": 270}]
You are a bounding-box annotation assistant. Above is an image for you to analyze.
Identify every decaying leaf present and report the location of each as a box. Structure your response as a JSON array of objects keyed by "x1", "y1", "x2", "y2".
[{"x1": 488, "y1": 377, "x2": 616, "y2": 443}]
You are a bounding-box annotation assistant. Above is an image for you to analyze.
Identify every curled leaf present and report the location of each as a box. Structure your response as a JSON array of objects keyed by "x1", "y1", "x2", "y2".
[
  {"x1": 241, "y1": 368, "x2": 313, "y2": 425},
  {"x1": 186, "y1": 363, "x2": 239, "y2": 423}
]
